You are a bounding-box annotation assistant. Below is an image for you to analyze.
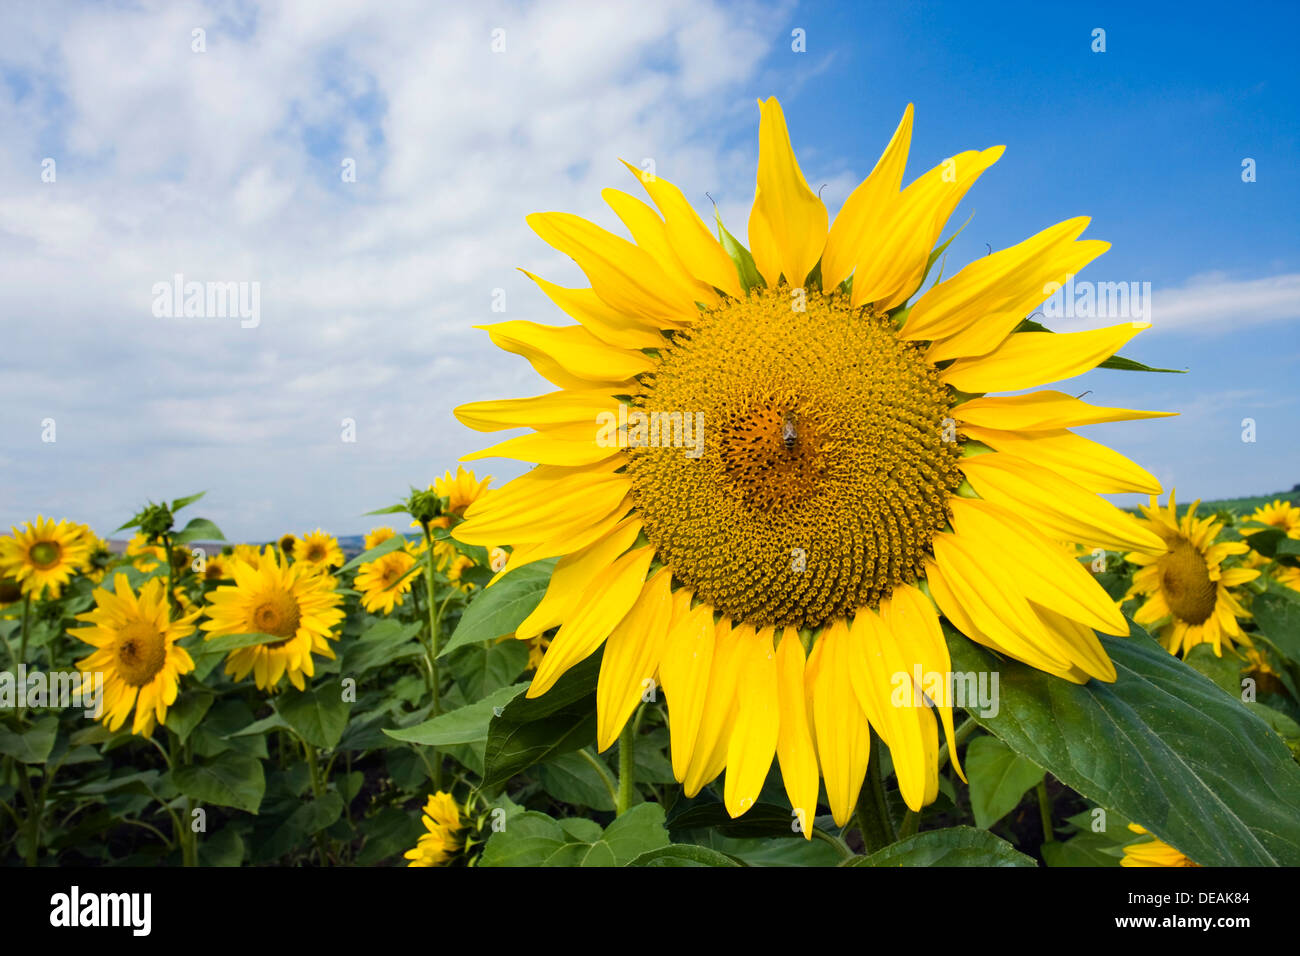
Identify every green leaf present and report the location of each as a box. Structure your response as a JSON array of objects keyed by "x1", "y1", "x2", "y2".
[
  {"x1": 163, "y1": 691, "x2": 214, "y2": 745},
  {"x1": 198, "y1": 826, "x2": 245, "y2": 867},
  {"x1": 965, "y1": 734, "x2": 1045, "y2": 829},
  {"x1": 170, "y1": 492, "x2": 207, "y2": 512},
  {"x1": 1041, "y1": 832, "x2": 1124, "y2": 867},
  {"x1": 439, "y1": 559, "x2": 556, "y2": 657},
  {"x1": 0, "y1": 716, "x2": 59, "y2": 763},
  {"x1": 537, "y1": 750, "x2": 617, "y2": 811},
  {"x1": 1184, "y1": 644, "x2": 1244, "y2": 696},
  {"x1": 383, "y1": 683, "x2": 527, "y2": 747},
  {"x1": 479, "y1": 811, "x2": 569, "y2": 867},
  {"x1": 340, "y1": 619, "x2": 424, "y2": 675},
  {"x1": 172, "y1": 517, "x2": 225, "y2": 545},
  {"x1": 946, "y1": 622, "x2": 1300, "y2": 865},
  {"x1": 447, "y1": 639, "x2": 529, "y2": 699},
  {"x1": 1251, "y1": 588, "x2": 1300, "y2": 664},
  {"x1": 601, "y1": 802, "x2": 671, "y2": 864},
  {"x1": 714, "y1": 210, "x2": 764, "y2": 293},
  {"x1": 845, "y1": 827, "x2": 1036, "y2": 867},
  {"x1": 337, "y1": 534, "x2": 411, "y2": 574},
  {"x1": 356, "y1": 807, "x2": 427, "y2": 865},
  {"x1": 275, "y1": 681, "x2": 351, "y2": 750},
  {"x1": 481, "y1": 652, "x2": 601, "y2": 790},
  {"x1": 172, "y1": 752, "x2": 265, "y2": 814},
  {"x1": 627, "y1": 844, "x2": 742, "y2": 867},
  {"x1": 665, "y1": 789, "x2": 802, "y2": 838}
]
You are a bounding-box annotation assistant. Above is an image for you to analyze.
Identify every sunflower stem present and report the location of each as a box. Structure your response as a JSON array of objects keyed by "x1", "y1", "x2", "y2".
[
  {"x1": 162, "y1": 532, "x2": 178, "y2": 620},
  {"x1": 19, "y1": 594, "x2": 31, "y2": 664},
  {"x1": 1036, "y1": 779, "x2": 1055, "y2": 844},
  {"x1": 420, "y1": 523, "x2": 445, "y2": 792},
  {"x1": 616, "y1": 717, "x2": 636, "y2": 816},
  {"x1": 936, "y1": 716, "x2": 976, "y2": 772},
  {"x1": 855, "y1": 731, "x2": 896, "y2": 853}
]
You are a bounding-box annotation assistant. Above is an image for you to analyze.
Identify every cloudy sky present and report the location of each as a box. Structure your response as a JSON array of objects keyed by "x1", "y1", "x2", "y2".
[{"x1": 2, "y1": 0, "x2": 1297, "y2": 541}]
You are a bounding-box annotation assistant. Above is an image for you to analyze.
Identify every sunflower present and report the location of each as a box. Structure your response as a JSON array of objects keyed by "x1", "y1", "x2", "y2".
[
  {"x1": 125, "y1": 533, "x2": 167, "y2": 573},
  {"x1": 451, "y1": 98, "x2": 1172, "y2": 828},
  {"x1": 404, "y1": 791, "x2": 465, "y2": 867},
  {"x1": 435, "y1": 466, "x2": 492, "y2": 517},
  {"x1": 201, "y1": 546, "x2": 344, "y2": 690},
  {"x1": 1121, "y1": 824, "x2": 1198, "y2": 867},
  {"x1": 1275, "y1": 565, "x2": 1300, "y2": 594},
  {"x1": 277, "y1": 533, "x2": 299, "y2": 557},
  {"x1": 356, "y1": 548, "x2": 418, "y2": 615},
  {"x1": 297, "y1": 529, "x2": 343, "y2": 571},
  {"x1": 0, "y1": 516, "x2": 92, "y2": 598},
  {"x1": 364, "y1": 526, "x2": 397, "y2": 550},
  {"x1": 1246, "y1": 498, "x2": 1300, "y2": 538},
  {"x1": 73, "y1": 573, "x2": 198, "y2": 736},
  {"x1": 199, "y1": 552, "x2": 231, "y2": 584},
  {"x1": 1125, "y1": 492, "x2": 1259, "y2": 657},
  {"x1": 231, "y1": 543, "x2": 263, "y2": 569}
]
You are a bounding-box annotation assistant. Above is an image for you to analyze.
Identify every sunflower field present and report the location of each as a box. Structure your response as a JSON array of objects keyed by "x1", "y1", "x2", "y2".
[{"x1": 5, "y1": 92, "x2": 1300, "y2": 881}]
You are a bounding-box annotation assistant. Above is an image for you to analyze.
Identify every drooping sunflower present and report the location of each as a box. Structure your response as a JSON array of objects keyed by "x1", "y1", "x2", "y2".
[
  {"x1": 453, "y1": 98, "x2": 1171, "y2": 828},
  {"x1": 0, "y1": 516, "x2": 92, "y2": 598},
  {"x1": 403, "y1": 791, "x2": 465, "y2": 867},
  {"x1": 1120, "y1": 824, "x2": 1198, "y2": 868},
  {"x1": 1246, "y1": 498, "x2": 1300, "y2": 538},
  {"x1": 73, "y1": 573, "x2": 199, "y2": 736},
  {"x1": 356, "y1": 548, "x2": 418, "y2": 615},
  {"x1": 435, "y1": 466, "x2": 492, "y2": 517},
  {"x1": 1125, "y1": 492, "x2": 1259, "y2": 657},
  {"x1": 297, "y1": 529, "x2": 343, "y2": 571},
  {"x1": 201, "y1": 546, "x2": 344, "y2": 690}
]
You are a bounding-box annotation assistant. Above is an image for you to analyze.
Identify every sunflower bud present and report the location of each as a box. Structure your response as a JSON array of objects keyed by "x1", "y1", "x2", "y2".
[{"x1": 406, "y1": 488, "x2": 448, "y2": 529}]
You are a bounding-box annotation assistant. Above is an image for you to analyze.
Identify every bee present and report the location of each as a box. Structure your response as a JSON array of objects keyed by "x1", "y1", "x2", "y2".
[{"x1": 781, "y1": 412, "x2": 798, "y2": 450}]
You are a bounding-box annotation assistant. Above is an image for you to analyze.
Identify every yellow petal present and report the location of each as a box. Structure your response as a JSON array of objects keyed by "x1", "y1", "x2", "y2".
[
  {"x1": 724, "y1": 627, "x2": 780, "y2": 818},
  {"x1": 479, "y1": 320, "x2": 653, "y2": 389},
  {"x1": 960, "y1": 425, "x2": 1161, "y2": 494},
  {"x1": 810, "y1": 619, "x2": 872, "y2": 826},
  {"x1": 602, "y1": 188, "x2": 720, "y2": 307},
  {"x1": 747, "y1": 96, "x2": 828, "y2": 288},
  {"x1": 959, "y1": 452, "x2": 1166, "y2": 553},
  {"x1": 659, "y1": 603, "x2": 716, "y2": 782},
  {"x1": 683, "y1": 618, "x2": 747, "y2": 797},
  {"x1": 940, "y1": 322, "x2": 1148, "y2": 393},
  {"x1": 454, "y1": 389, "x2": 621, "y2": 433},
  {"x1": 461, "y1": 427, "x2": 618, "y2": 467},
  {"x1": 519, "y1": 270, "x2": 666, "y2": 350},
  {"x1": 775, "y1": 630, "x2": 819, "y2": 839},
  {"x1": 529, "y1": 544, "x2": 655, "y2": 697},
  {"x1": 821, "y1": 103, "x2": 913, "y2": 290},
  {"x1": 455, "y1": 459, "x2": 630, "y2": 545},
  {"x1": 492, "y1": 497, "x2": 633, "y2": 580},
  {"x1": 514, "y1": 516, "x2": 642, "y2": 641},
  {"x1": 851, "y1": 146, "x2": 1005, "y2": 312},
  {"x1": 620, "y1": 159, "x2": 744, "y2": 299},
  {"x1": 527, "y1": 211, "x2": 698, "y2": 324},
  {"x1": 596, "y1": 569, "x2": 673, "y2": 751},
  {"x1": 953, "y1": 390, "x2": 1175, "y2": 431}
]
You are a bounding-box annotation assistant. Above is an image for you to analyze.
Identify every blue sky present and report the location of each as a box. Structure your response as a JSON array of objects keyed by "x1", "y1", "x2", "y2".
[{"x1": 0, "y1": 0, "x2": 1297, "y2": 540}]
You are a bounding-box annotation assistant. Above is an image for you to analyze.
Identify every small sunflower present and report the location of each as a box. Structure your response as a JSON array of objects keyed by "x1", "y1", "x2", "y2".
[
  {"x1": 297, "y1": 529, "x2": 344, "y2": 571},
  {"x1": 404, "y1": 791, "x2": 465, "y2": 867},
  {"x1": 201, "y1": 546, "x2": 344, "y2": 691},
  {"x1": 446, "y1": 554, "x2": 477, "y2": 591},
  {"x1": 356, "y1": 548, "x2": 418, "y2": 615},
  {"x1": 451, "y1": 97, "x2": 1172, "y2": 827},
  {"x1": 1274, "y1": 565, "x2": 1300, "y2": 594},
  {"x1": 364, "y1": 526, "x2": 397, "y2": 550},
  {"x1": 277, "y1": 533, "x2": 299, "y2": 557},
  {"x1": 1126, "y1": 492, "x2": 1259, "y2": 657},
  {"x1": 1121, "y1": 824, "x2": 1199, "y2": 868},
  {"x1": 73, "y1": 573, "x2": 198, "y2": 736},
  {"x1": 0, "y1": 516, "x2": 91, "y2": 598},
  {"x1": 1246, "y1": 499, "x2": 1300, "y2": 538},
  {"x1": 434, "y1": 466, "x2": 492, "y2": 517},
  {"x1": 199, "y1": 552, "x2": 232, "y2": 584},
  {"x1": 231, "y1": 543, "x2": 263, "y2": 569}
]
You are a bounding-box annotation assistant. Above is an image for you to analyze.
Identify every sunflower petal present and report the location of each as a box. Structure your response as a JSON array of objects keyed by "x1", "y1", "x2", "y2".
[
  {"x1": 953, "y1": 390, "x2": 1175, "y2": 431},
  {"x1": 595, "y1": 569, "x2": 673, "y2": 751},
  {"x1": 960, "y1": 425, "x2": 1161, "y2": 494},
  {"x1": 775, "y1": 631, "x2": 819, "y2": 839},
  {"x1": 723, "y1": 628, "x2": 780, "y2": 818},
  {"x1": 478, "y1": 320, "x2": 653, "y2": 389},
  {"x1": 940, "y1": 322, "x2": 1149, "y2": 393},
  {"x1": 659, "y1": 603, "x2": 716, "y2": 782},
  {"x1": 748, "y1": 97, "x2": 828, "y2": 289}
]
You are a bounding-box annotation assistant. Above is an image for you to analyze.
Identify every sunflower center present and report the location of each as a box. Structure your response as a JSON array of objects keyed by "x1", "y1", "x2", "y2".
[
  {"x1": 29, "y1": 541, "x2": 62, "y2": 569},
  {"x1": 251, "y1": 589, "x2": 302, "y2": 646},
  {"x1": 1158, "y1": 536, "x2": 1216, "y2": 625},
  {"x1": 627, "y1": 288, "x2": 961, "y2": 628},
  {"x1": 305, "y1": 544, "x2": 326, "y2": 562},
  {"x1": 115, "y1": 621, "x2": 168, "y2": 687}
]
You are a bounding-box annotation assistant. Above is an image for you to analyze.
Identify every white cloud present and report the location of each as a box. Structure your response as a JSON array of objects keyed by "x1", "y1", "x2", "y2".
[
  {"x1": 0, "y1": 0, "x2": 794, "y2": 539},
  {"x1": 1150, "y1": 271, "x2": 1300, "y2": 333}
]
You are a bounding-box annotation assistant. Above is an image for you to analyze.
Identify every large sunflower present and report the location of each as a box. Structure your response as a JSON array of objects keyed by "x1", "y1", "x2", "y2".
[
  {"x1": 73, "y1": 573, "x2": 198, "y2": 736},
  {"x1": 201, "y1": 546, "x2": 344, "y2": 690},
  {"x1": 1125, "y1": 492, "x2": 1259, "y2": 657},
  {"x1": 453, "y1": 98, "x2": 1171, "y2": 828},
  {"x1": 0, "y1": 516, "x2": 91, "y2": 598}
]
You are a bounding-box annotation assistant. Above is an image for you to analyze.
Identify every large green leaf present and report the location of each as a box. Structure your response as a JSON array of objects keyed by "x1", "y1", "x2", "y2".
[
  {"x1": 965, "y1": 734, "x2": 1045, "y2": 829},
  {"x1": 537, "y1": 750, "x2": 616, "y2": 811},
  {"x1": 447, "y1": 639, "x2": 530, "y2": 699},
  {"x1": 946, "y1": 623, "x2": 1300, "y2": 865},
  {"x1": 275, "y1": 681, "x2": 351, "y2": 750},
  {"x1": 481, "y1": 652, "x2": 602, "y2": 790},
  {"x1": 383, "y1": 683, "x2": 526, "y2": 747},
  {"x1": 439, "y1": 559, "x2": 556, "y2": 657},
  {"x1": 172, "y1": 752, "x2": 265, "y2": 814},
  {"x1": 0, "y1": 716, "x2": 59, "y2": 764},
  {"x1": 627, "y1": 844, "x2": 742, "y2": 867},
  {"x1": 1251, "y1": 587, "x2": 1300, "y2": 664},
  {"x1": 172, "y1": 517, "x2": 225, "y2": 545},
  {"x1": 845, "y1": 827, "x2": 1035, "y2": 867}
]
